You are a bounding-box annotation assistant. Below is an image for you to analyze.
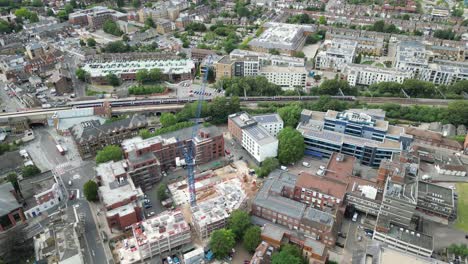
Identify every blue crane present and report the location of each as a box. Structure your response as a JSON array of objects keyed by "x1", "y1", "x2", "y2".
[{"x1": 182, "y1": 55, "x2": 213, "y2": 206}]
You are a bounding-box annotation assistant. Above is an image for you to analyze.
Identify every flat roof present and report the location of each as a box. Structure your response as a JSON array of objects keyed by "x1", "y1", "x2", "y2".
[
  {"x1": 249, "y1": 22, "x2": 315, "y2": 51},
  {"x1": 82, "y1": 59, "x2": 195, "y2": 77},
  {"x1": 380, "y1": 224, "x2": 433, "y2": 251},
  {"x1": 252, "y1": 113, "x2": 283, "y2": 124},
  {"x1": 0, "y1": 182, "x2": 21, "y2": 215},
  {"x1": 244, "y1": 125, "x2": 277, "y2": 145}
]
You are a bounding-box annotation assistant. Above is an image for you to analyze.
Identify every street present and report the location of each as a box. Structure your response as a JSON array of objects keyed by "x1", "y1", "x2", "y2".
[{"x1": 0, "y1": 81, "x2": 25, "y2": 112}]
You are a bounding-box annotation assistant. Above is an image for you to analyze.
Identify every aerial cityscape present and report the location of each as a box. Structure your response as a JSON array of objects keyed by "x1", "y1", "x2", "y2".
[{"x1": 0, "y1": 0, "x2": 466, "y2": 263}]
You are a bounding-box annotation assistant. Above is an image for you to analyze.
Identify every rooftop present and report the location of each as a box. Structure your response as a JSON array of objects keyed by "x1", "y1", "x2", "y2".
[
  {"x1": 244, "y1": 125, "x2": 277, "y2": 145},
  {"x1": 249, "y1": 22, "x2": 315, "y2": 51},
  {"x1": 230, "y1": 49, "x2": 305, "y2": 66},
  {"x1": 82, "y1": 59, "x2": 195, "y2": 77},
  {"x1": 379, "y1": 223, "x2": 433, "y2": 251},
  {"x1": 252, "y1": 113, "x2": 283, "y2": 125},
  {"x1": 0, "y1": 182, "x2": 21, "y2": 216}
]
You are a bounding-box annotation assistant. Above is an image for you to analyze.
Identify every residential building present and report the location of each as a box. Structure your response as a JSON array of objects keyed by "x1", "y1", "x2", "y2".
[
  {"x1": 260, "y1": 224, "x2": 328, "y2": 264},
  {"x1": 156, "y1": 19, "x2": 176, "y2": 34},
  {"x1": 0, "y1": 182, "x2": 25, "y2": 232},
  {"x1": 25, "y1": 42, "x2": 45, "y2": 60},
  {"x1": 33, "y1": 206, "x2": 84, "y2": 264},
  {"x1": 122, "y1": 126, "x2": 224, "y2": 191},
  {"x1": 191, "y1": 179, "x2": 246, "y2": 239},
  {"x1": 315, "y1": 39, "x2": 357, "y2": 72},
  {"x1": 68, "y1": 6, "x2": 127, "y2": 29},
  {"x1": 96, "y1": 161, "x2": 144, "y2": 230},
  {"x1": 191, "y1": 48, "x2": 216, "y2": 63},
  {"x1": 344, "y1": 64, "x2": 412, "y2": 86},
  {"x1": 325, "y1": 33, "x2": 385, "y2": 56},
  {"x1": 252, "y1": 113, "x2": 284, "y2": 137},
  {"x1": 419, "y1": 60, "x2": 468, "y2": 85},
  {"x1": 82, "y1": 59, "x2": 195, "y2": 84},
  {"x1": 230, "y1": 49, "x2": 305, "y2": 67},
  {"x1": 394, "y1": 41, "x2": 429, "y2": 76},
  {"x1": 0, "y1": 55, "x2": 25, "y2": 81},
  {"x1": 23, "y1": 174, "x2": 63, "y2": 219},
  {"x1": 70, "y1": 115, "x2": 148, "y2": 158},
  {"x1": 119, "y1": 210, "x2": 191, "y2": 264},
  {"x1": 259, "y1": 66, "x2": 307, "y2": 89},
  {"x1": 252, "y1": 170, "x2": 338, "y2": 247},
  {"x1": 248, "y1": 22, "x2": 315, "y2": 55},
  {"x1": 297, "y1": 109, "x2": 410, "y2": 167},
  {"x1": 228, "y1": 112, "x2": 279, "y2": 163}
]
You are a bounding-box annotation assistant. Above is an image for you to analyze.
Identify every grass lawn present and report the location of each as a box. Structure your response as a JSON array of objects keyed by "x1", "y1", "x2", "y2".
[
  {"x1": 361, "y1": 60, "x2": 373, "y2": 65},
  {"x1": 454, "y1": 183, "x2": 468, "y2": 232},
  {"x1": 375, "y1": 62, "x2": 385, "y2": 67}
]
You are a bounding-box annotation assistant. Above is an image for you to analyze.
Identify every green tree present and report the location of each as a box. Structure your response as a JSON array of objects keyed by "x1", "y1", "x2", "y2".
[
  {"x1": 14, "y1": 8, "x2": 31, "y2": 19},
  {"x1": 32, "y1": 0, "x2": 42, "y2": 6},
  {"x1": 21, "y1": 165, "x2": 41, "y2": 178},
  {"x1": 317, "y1": 79, "x2": 356, "y2": 96},
  {"x1": 209, "y1": 96, "x2": 241, "y2": 124},
  {"x1": 79, "y1": 39, "x2": 86, "y2": 46},
  {"x1": 75, "y1": 68, "x2": 89, "y2": 82},
  {"x1": 293, "y1": 51, "x2": 305, "y2": 58},
  {"x1": 103, "y1": 19, "x2": 123, "y2": 36},
  {"x1": 157, "y1": 183, "x2": 168, "y2": 200},
  {"x1": 149, "y1": 68, "x2": 162, "y2": 82},
  {"x1": 228, "y1": 210, "x2": 251, "y2": 240},
  {"x1": 103, "y1": 41, "x2": 131, "y2": 53},
  {"x1": 56, "y1": 10, "x2": 68, "y2": 21},
  {"x1": 83, "y1": 180, "x2": 99, "y2": 201},
  {"x1": 136, "y1": 69, "x2": 149, "y2": 83},
  {"x1": 278, "y1": 104, "x2": 302, "y2": 127},
  {"x1": 271, "y1": 251, "x2": 302, "y2": 264},
  {"x1": 446, "y1": 101, "x2": 468, "y2": 126},
  {"x1": 116, "y1": 0, "x2": 125, "y2": 8},
  {"x1": 209, "y1": 229, "x2": 236, "y2": 259},
  {"x1": 132, "y1": 0, "x2": 141, "y2": 8},
  {"x1": 354, "y1": 53, "x2": 362, "y2": 64},
  {"x1": 64, "y1": 3, "x2": 74, "y2": 14},
  {"x1": 256, "y1": 157, "x2": 279, "y2": 178},
  {"x1": 87, "y1": 38, "x2": 97, "y2": 47},
  {"x1": 278, "y1": 127, "x2": 304, "y2": 165},
  {"x1": 0, "y1": 20, "x2": 13, "y2": 33},
  {"x1": 318, "y1": 15, "x2": 327, "y2": 25},
  {"x1": 46, "y1": 8, "x2": 54, "y2": 16},
  {"x1": 145, "y1": 17, "x2": 155, "y2": 28},
  {"x1": 106, "y1": 73, "x2": 120, "y2": 86},
  {"x1": 70, "y1": 0, "x2": 77, "y2": 8},
  {"x1": 95, "y1": 145, "x2": 123, "y2": 164},
  {"x1": 160, "y1": 113, "x2": 177, "y2": 127},
  {"x1": 433, "y1": 29, "x2": 456, "y2": 40},
  {"x1": 243, "y1": 226, "x2": 261, "y2": 253},
  {"x1": 29, "y1": 12, "x2": 39, "y2": 23},
  {"x1": 269, "y1": 49, "x2": 280, "y2": 55},
  {"x1": 7, "y1": 173, "x2": 19, "y2": 193},
  {"x1": 448, "y1": 243, "x2": 468, "y2": 258}
]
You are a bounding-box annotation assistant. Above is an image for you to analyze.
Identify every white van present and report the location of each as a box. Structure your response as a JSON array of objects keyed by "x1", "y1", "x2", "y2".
[
  {"x1": 280, "y1": 166, "x2": 288, "y2": 171},
  {"x1": 352, "y1": 212, "x2": 358, "y2": 222}
]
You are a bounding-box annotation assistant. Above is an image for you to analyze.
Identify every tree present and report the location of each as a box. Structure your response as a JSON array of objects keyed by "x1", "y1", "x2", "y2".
[
  {"x1": 269, "y1": 49, "x2": 280, "y2": 55},
  {"x1": 103, "y1": 19, "x2": 123, "y2": 36},
  {"x1": 32, "y1": 0, "x2": 43, "y2": 6},
  {"x1": 46, "y1": 8, "x2": 54, "y2": 17},
  {"x1": 271, "y1": 251, "x2": 302, "y2": 264},
  {"x1": 132, "y1": 0, "x2": 141, "y2": 8},
  {"x1": 79, "y1": 39, "x2": 86, "y2": 46},
  {"x1": 278, "y1": 104, "x2": 302, "y2": 128},
  {"x1": 145, "y1": 17, "x2": 155, "y2": 28},
  {"x1": 22, "y1": 165, "x2": 41, "y2": 178},
  {"x1": 317, "y1": 79, "x2": 356, "y2": 96},
  {"x1": 446, "y1": 101, "x2": 468, "y2": 126},
  {"x1": 56, "y1": 10, "x2": 68, "y2": 21},
  {"x1": 209, "y1": 96, "x2": 241, "y2": 124},
  {"x1": 106, "y1": 73, "x2": 120, "y2": 86},
  {"x1": 103, "y1": 41, "x2": 131, "y2": 53},
  {"x1": 278, "y1": 127, "x2": 304, "y2": 165},
  {"x1": 70, "y1": 0, "x2": 77, "y2": 8},
  {"x1": 318, "y1": 15, "x2": 327, "y2": 25},
  {"x1": 293, "y1": 51, "x2": 305, "y2": 58},
  {"x1": 75, "y1": 68, "x2": 89, "y2": 82},
  {"x1": 87, "y1": 38, "x2": 97, "y2": 47},
  {"x1": 228, "y1": 210, "x2": 251, "y2": 240},
  {"x1": 209, "y1": 229, "x2": 235, "y2": 259},
  {"x1": 95, "y1": 145, "x2": 123, "y2": 164},
  {"x1": 256, "y1": 157, "x2": 279, "y2": 178},
  {"x1": 243, "y1": 226, "x2": 261, "y2": 252},
  {"x1": 0, "y1": 20, "x2": 13, "y2": 33},
  {"x1": 160, "y1": 113, "x2": 177, "y2": 127},
  {"x1": 433, "y1": 29, "x2": 456, "y2": 40},
  {"x1": 157, "y1": 183, "x2": 168, "y2": 200},
  {"x1": 149, "y1": 68, "x2": 162, "y2": 82},
  {"x1": 83, "y1": 180, "x2": 99, "y2": 201},
  {"x1": 64, "y1": 3, "x2": 74, "y2": 14},
  {"x1": 116, "y1": 0, "x2": 125, "y2": 8},
  {"x1": 448, "y1": 243, "x2": 468, "y2": 258},
  {"x1": 7, "y1": 173, "x2": 19, "y2": 193},
  {"x1": 14, "y1": 8, "x2": 31, "y2": 19},
  {"x1": 29, "y1": 12, "x2": 39, "y2": 23},
  {"x1": 354, "y1": 53, "x2": 362, "y2": 64}
]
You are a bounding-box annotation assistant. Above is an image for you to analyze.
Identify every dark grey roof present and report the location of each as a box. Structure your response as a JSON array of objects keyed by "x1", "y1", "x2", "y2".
[
  {"x1": 161, "y1": 125, "x2": 222, "y2": 142},
  {"x1": 252, "y1": 113, "x2": 283, "y2": 124},
  {"x1": 244, "y1": 125, "x2": 276, "y2": 145},
  {"x1": 302, "y1": 207, "x2": 334, "y2": 227},
  {"x1": 0, "y1": 182, "x2": 21, "y2": 216},
  {"x1": 71, "y1": 115, "x2": 147, "y2": 142},
  {"x1": 0, "y1": 151, "x2": 24, "y2": 175}
]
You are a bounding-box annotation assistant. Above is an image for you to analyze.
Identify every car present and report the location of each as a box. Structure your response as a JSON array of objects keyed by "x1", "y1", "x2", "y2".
[
  {"x1": 68, "y1": 180, "x2": 72, "y2": 186},
  {"x1": 144, "y1": 203, "x2": 152, "y2": 209},
  {"x1": 352, "y1": 212, "x2": 358, "y2": 222},
  {"x1": 357, "y1": 235, "x2": 362, "y2": 241},
  {"x1": 365, "y1": 231, "x2": 373, "y2": 237},
  {"x1": 338, "y1": 232, "x2": 347, "y2": 238},
  {"x1": 172, "y1": 255, "x2": 180, "y2": 264},
  {"x1": 69, "y1": 193, "x2": 75, "y2": 200},
  {"x1": 335, "y1": 242, "x2": 345, "y2": 248},
  {"x1": 167, "y1": 256, "x2": 173, "y2": 264}
]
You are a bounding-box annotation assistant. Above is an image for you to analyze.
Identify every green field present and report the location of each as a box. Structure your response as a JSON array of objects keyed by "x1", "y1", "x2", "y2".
[{"x1": 455, "y1": 183, "x2": 468, "y2": 232}]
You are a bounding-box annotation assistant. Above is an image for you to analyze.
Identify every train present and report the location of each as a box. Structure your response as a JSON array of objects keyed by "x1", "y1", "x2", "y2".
[{"x1": 66, "y1": 96, "x2": 356, "y2": 108}]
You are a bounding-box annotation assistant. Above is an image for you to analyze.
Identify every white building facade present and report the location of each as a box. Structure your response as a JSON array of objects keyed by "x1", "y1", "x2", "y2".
[
  {"x1": 242, "y1": 125, "x2": 278, "y2": 163},
  {"x1": 260, "y1": 66, "x2": 307, "y2": 89},
  {"x1": 345, "y1": 64, "x2": 412, "y2": 86}
]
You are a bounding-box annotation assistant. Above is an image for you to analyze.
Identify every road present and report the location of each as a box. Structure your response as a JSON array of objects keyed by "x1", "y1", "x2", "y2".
[
  {"x1": 0, "y1": 81, "x2": 25, "y2": 112},
  {"x1": 63, "y1": 54, "x2": 86, "y2": 98}
]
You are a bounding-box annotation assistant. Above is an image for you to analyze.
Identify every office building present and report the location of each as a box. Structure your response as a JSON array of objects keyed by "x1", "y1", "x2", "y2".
[
  {"x1": 315, "y1": 39, "x2": 357, "y2": 72},
  {"x1": 82, "y1": 59, "x2": 195, "y2": 84},
  {"x1": 70, "y1": 115, "x2": 148, "y2": 158},
  {"x1": 228, "y1": 112, "x2": 279, "y2": 163},
  {"x1": 297, "y1": 109, "x2": 410, "y2": 167},
  {"x1": 68, "y1": 6, "x2": 127, "y2": 29},
  {"x1": 122, "y1": 126, "x2": 224, "y2": 191},
  {"x1": 119, "y1": 210, "x2": 192, "y2": 264},
  {"x1": 248, "y1": 22, "x2": 315, "y2": 55},
  {"x1": 96, "y1": 161, "x2": 144, "y2": 230},
  {"x1": 345, "y1": 64, "x2": 412, "y2": 86}
]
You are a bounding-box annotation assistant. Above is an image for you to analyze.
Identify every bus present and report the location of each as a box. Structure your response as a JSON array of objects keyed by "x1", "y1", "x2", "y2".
[{"x1": 56, "y1": 144, "x2": 66, "y2": 155}]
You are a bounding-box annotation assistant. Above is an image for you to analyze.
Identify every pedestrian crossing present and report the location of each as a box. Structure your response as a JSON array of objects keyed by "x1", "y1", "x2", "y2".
[{"x1": 52, "y1": 160, "x2": 81, "y2": 176}]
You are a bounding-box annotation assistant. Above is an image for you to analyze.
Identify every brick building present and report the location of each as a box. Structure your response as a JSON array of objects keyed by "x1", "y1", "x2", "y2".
[
  {"x1": 96, "y1": 160, "x2": 144, "y2": 230},
  {"x1": 122, "y1": 126, "x2": 224, "y2": 191},
  {"x1": 68, "y1": 6, "x2": 127, "y2": 29},
  {"x1": 0, "y1": 182, "x2": 26, "y2": 232},
  {"x1": 70, "y1": 115, "x2": 147, "y2": 158}
]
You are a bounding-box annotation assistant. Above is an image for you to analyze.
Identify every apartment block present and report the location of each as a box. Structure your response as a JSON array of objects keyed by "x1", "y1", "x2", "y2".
[
  {"x1": 68, "y1": 6, "x2": 127, "y2": 29},
  {"x1": 122, "y1": 126, "x2": 224, "y2": 191},
  {"x1": 96, "y1": 160, "x2": 144, "y2": 230},
  {"x1": 82, "y1": 59, "x2": 195, "y2": 84},
  {"x1": 259, "y1": 66, "x2": 307, "y2": 89},
  {"x1": 119, "y1": 210, "x2": 192, "y2": 264},
  {"x1": 252, "y1": 113, "x2": 284, "y2": 137},
  {"x1": 297, "y1": 109, "x2": 411, "y2": 167},
  {"x1": 315, "y1": 39, "x2": 357, "y2": 72},
  {"x1": 419, "y1": 60, "x2": 468, "y2": 85},
  {"x1": 191, "y1": 179, "x2": 246, "y2": 239},
  {"x1": 248, "y1": 22, "x2": 315, "y2": 55},
  {"x1": 70, "y1": 115, "x2": 147, "y2": 158},
  {"x1": 228, "y1": 112, "x2": 280, "y2": 163},
  {"x1": 325, "y1": 33, "x2": 385, "y2": 56},
  {"x1": 345, "y1": 64, "x2": 412, "y2": 86}
]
